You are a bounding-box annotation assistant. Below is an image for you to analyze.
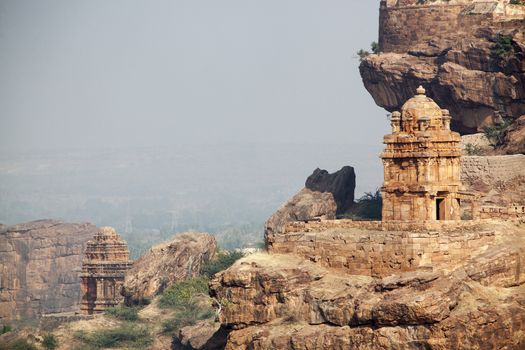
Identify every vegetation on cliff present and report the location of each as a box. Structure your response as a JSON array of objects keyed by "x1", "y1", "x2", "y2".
[
  {"x1": 202, "y1": 250, "x2": 245, "y2": 278},
  {"x1": 74, "y1": 323, "x2": 152, "y2": 350},
  {"x1": 344, "y1": 190, "x2": 382, "y2": 220},
  {"x1": 159, "y1": 250, "x2": 245, "y2": 336}
]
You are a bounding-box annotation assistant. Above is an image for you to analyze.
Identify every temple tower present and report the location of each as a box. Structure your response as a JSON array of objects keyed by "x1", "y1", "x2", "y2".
[
  {"x1": 381, "y1": 86, "x2": 462, "y2": 222},
  {"x1": 80, "y1": 227, "x2": 132, "y2": 314}
]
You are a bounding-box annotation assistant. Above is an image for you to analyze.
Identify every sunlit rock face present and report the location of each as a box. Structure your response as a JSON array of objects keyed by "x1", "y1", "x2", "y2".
[
  {"x1": 79, "y1": 226, "x2": 132, "y2": 314},
  {"x1": 360, "y1": 0, "x2": 525, "y2": 135},
  {"x1": 211, "y1": 219, "x2": 525, "y2": 350},
  {"x1": 264, "y1": 166, "x2": 355, "y2": 242},
  {"x1": 0, "y1": 220, "x2": 97, "y2": 320},
  {"x1": 121, "y1": 232, "x2": 217, "y2": 305}
]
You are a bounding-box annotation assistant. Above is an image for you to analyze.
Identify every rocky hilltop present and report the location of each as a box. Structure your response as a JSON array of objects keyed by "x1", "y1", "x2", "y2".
[
  {"x1": 360, "y1": 0, "x2": 525, "y2": 139},
  {"x1": 211, "y1": 219, "x2": 525, "y2": 349},
  {"x1": 0, "y1": 220, "x2": 98, "y2": 320},
  {"x1": 207, "y1": 151, "x2": 525, "y2": 349}
]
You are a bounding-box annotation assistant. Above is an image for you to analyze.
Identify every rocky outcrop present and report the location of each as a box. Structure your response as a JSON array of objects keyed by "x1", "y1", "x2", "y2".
[
  {"x1": 264, "y1": 189, "x2": 337, "y2": 237},
  {"x1": 305, "y1": 167, "x2": 356, "y2": 215},
  {"x1": 210, "y1": 220, "x2": 525, "y2": 349},
  {"x1": 360, "y1": 0, "x2": 525, "y2": 136},
  {"x1": 498, "y1": 114, "x2": 525, "y2": 154},
  {"x1": 0, "y1": 220, "x2": 98, "y2": 320},
  {"x1": 121, "y1": 233, "x2": 217, "y2": 305},
  {"x1": 460, "y1": 133, "x2": 494, "y2": 155},
  {"x1": 461, "y1": 155, "x2": 525, "y2": 206},
  {"x1": 265, "y1": 167, "x2": 355, "y2": 236},
  {"x1": 175, "y1": 322, "x2": 228, "y2": 350}
]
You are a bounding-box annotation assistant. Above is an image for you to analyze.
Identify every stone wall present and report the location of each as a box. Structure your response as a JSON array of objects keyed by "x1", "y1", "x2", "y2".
[
  {"x1": 267, "y1": 220, "x2": 496, "y2": 277},
  {"x1": 479, "y1": 204, "x2": 525, "y2": 219},
  {"x1": 461, "y1": 155, "x2": 525, "y2": 206},
  {"x1": 379, "y1": 4, "x2": 464, "y2": 53},
  {"x1": 379, "y1": 1, "x2": 525, "y2": 53}
]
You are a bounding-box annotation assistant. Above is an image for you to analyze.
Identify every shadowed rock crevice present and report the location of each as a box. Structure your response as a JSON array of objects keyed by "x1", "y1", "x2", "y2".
[
  {"x1": 305, "y1": 166, "x2": 356, "y2": 216},
  {"x1": 265, "y1": 166, "x2": 356, "y2": 237}
]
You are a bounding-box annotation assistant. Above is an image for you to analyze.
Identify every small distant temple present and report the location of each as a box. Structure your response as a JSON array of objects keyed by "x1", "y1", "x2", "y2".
[
  {"x1": 80, "y1": 227, "x2": 132, "y2": 314},
  {"x1": 381, "y1": 86, "x2": 473, "y2": 222}
]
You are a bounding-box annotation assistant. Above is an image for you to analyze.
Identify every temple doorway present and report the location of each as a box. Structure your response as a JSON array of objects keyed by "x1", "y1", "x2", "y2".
[{"x1": 436, "y1": 198, "x2": 446, "y2": 220}]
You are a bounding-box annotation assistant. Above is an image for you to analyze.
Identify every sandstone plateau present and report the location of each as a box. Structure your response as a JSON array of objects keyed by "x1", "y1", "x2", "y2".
[
  {"x1": 360, "y1": 0, "x2": 525, "y2": 141},
  {"x1": 0, "y1": 220, "x2": 98, "y2": 320},
  {"x1": 122, "y1": 232, "x2": 217, "y2": 305},
  {"x1": 211, "y1": 219, "x2": 525, "y2": 349}
]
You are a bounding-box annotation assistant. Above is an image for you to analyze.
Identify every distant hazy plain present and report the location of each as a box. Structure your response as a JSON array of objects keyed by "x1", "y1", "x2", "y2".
[{"x1": 0, "y1": 1, "x2": 389, "y2": 255}]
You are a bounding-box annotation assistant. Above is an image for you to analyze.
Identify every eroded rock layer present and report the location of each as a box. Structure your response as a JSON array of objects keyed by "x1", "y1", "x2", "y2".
[
  {"x1": 360, "y1": 0, "x2": 525, "y2": 135},
  {"x1": 211, "y1": 220, "x2": 525, "y2": 349},
  {"x1": 0, "y1": 220, "x2": 98, "y2": 320}
]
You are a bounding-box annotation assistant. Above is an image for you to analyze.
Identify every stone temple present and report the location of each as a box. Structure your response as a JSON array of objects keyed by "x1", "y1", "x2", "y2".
[
  {"x1": 80, "y1": 227, "x2": 132, "y2": 314},
  {"x1": 380, "y1": 86, "x2": 473, "y2": 222}
]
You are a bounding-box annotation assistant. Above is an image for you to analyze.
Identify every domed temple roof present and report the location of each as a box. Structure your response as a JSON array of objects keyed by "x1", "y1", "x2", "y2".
[{"x1": 400, "y1": 86, "x2": 445, "y2": 130}]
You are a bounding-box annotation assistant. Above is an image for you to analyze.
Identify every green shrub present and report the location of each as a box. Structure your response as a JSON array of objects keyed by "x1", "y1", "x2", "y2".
[
  {"x1": 202, "y1": 251, "x2": 244, "y2": 278},
  {"x1": 483, "y1": 118, "x2": 512, "y2": 146},
  {"x1": 371, "y1": 41, "x2": 380, "y2": 54},
  {"x1": 74, "y1": 324, "x2": 152, "y2": 350},
  {"x1": 344, "y1": 190, "x2": 382, "y2": 220},
  {"x1": 158, "y1": 278, "x2": 209, "y2": 309},
  {"x1": 510, "y1": 0, "x2": 523, "y2": 5},
  {"x1": 491, "y1": 33, "x2": 513, "y2": 59},
  {"x1": 105, "y1": 306, "x2": 139, "y2": 321},
  {"x1": 357, "y1": 42, "x2": 380, "y2": 62},
  {"x1": 356, "y1": 49, "x2": 369, "y2": 61},
  {"x1": 161, "y1": 306, "x2": 215, "y2": 334},
  {"x1": 464, "y1": 143, "x2": 484, "y2": 156},
  {"x1": 42, "y1": 334, "x2": 58, "y2": 350},
  {"x1": 0, "y1": 324, "x2": 11, "y2": 335},
  {"x1": 0, "y1": 339, "x2": 37, "y2": 350}
]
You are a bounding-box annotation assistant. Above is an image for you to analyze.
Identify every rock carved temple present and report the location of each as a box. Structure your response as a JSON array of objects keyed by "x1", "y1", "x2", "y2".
[
  {"x1": 80, "y1": 227, "x2": 132, "y2": 314},
  {"x1": 381, "y1": 86, "x2": 476, "y2": 222}
]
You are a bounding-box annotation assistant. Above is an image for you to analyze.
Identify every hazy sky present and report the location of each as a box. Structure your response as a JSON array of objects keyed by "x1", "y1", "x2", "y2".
[{"x1": 0, "y1": 0, "x2": 388, "y2": 152}]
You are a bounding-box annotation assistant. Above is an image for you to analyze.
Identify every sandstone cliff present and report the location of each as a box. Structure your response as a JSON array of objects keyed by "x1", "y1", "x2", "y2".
[
  {"x1": 121, "y1": 232, "x2": 217, "y2": 305},
  {"x1": 0, "y1": 220, "x2": 98, "y2": 320},
  {"x1": 210, "y1": 220, "x2": 525, "y2": 349},
  {"x1": 360, "y1": 0, "x2": 525, "y2": 139}
]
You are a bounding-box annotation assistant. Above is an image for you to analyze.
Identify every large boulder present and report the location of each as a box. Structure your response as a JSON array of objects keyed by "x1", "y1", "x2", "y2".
[
  {"x1": 0, "y1": 220, "x2": 98, "y2": 320},
  {"x1": 174, "y1": 322, "x2": 228, "y2": 350},
  {"x1": 121, "y1": 232, "x2": 217, "y2": 305},
  {"x1": 264, "y1": 166, "x2": 355, "y2": 238},
  {"x1": 305, "y1": 166, "x2": 356, "y2": 215}
]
